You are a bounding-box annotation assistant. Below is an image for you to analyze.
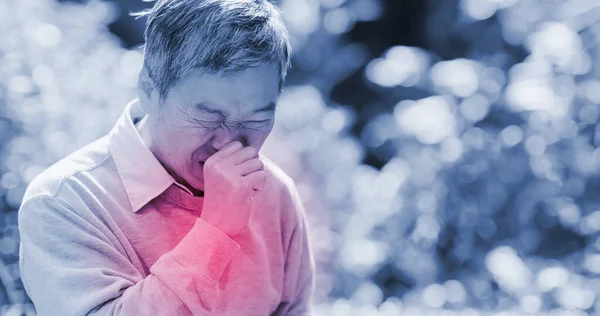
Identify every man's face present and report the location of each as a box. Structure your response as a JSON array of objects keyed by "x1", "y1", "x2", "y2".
[{"x1": 145, "y1": 64, "x2": 279, "y2": 192}]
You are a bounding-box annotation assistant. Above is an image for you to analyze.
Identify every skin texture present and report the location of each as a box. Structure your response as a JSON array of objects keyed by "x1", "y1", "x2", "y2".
[{"x1": 137, "y1": 64, "x2": 279, "y2": 236}]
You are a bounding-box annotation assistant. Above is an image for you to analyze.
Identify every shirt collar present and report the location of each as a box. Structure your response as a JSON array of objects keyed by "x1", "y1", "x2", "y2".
[{"x1": 109, "y1": 99, "x2": 194, "y2": 212}]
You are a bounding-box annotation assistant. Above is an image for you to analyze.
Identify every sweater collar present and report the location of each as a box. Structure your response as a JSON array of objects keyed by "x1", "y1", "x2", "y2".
[{"x1": 108, "y1": 99, "x2": 195, "y2": 212}]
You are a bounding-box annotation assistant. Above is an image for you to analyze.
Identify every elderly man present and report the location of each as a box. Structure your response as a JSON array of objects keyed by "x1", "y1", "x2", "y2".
[{"x1": 17, "y1": 0, "x2": 315, "y2": 315}]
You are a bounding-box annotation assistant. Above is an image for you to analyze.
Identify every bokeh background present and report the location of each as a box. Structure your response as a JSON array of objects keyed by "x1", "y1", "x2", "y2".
[{"x1": 2, "y1": 0, "x2": 600, "y2": 315}]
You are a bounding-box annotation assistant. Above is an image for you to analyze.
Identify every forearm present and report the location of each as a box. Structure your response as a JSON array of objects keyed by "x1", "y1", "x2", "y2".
[
  {"x1": 19, "y1": 196, "x2": 240, "y2": 316},
  {"x1": 87, "y1": 218, "x2": 240, "y2": 315},
  {"x1": 276, "y1": 185, "x2": 316, "y2": 315}
]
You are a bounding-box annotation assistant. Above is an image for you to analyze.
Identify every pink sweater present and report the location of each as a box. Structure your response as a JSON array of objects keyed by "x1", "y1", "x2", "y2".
[{"x1": 18, "y1": 101, "x2": 315, "y2": 315}]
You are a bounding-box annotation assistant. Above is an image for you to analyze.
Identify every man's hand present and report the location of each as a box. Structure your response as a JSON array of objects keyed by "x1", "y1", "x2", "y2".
[{"x1": 200, "y1": 141, "x2": 265, "y2": 237}]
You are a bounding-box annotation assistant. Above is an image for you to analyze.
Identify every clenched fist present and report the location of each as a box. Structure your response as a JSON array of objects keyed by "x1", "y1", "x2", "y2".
[{"x1": 200, "y1": 141, "x2": 265, "y2": 237}]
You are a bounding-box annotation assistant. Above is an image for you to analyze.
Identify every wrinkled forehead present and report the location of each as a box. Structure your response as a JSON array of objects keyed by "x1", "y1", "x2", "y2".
[
  {"x1": 169, "y1": 65, "x2": 280, "y2": 117},
  {"x1": 193, "y1": 100, "x2": 275, "y2": 117}
]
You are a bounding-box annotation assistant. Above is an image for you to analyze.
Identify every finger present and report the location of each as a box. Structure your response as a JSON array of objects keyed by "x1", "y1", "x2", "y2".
[
  {"x1": 236, "y1": 158, "x2": 263, "y2": 176},
  {"x1": 209, "y1": 141, "x2": 244, "y2": 161},
  {"x1": 244, "y1": 170, "x2": 265, "y2": 191},
  {"x1": 225, "y1": 146, "x2": 259, "y2": 165}
]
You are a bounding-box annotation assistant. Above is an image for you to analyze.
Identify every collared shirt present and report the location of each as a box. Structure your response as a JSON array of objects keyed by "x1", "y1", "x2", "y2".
[
  {"x1": 18, "y1": 99, "x2": 315, "y2": 315},
  {"x1": 109, "y1": 99, "x2": 196, "y2": 211}
]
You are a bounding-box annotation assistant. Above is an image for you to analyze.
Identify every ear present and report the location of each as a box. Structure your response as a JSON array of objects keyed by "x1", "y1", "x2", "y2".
[{"x1": 137, "y1": 66, "x2": 160, "y2": 116}]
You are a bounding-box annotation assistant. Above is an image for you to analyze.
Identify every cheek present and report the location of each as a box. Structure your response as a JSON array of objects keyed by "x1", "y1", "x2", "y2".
[
  {"x1": 258, "y1": 122, "x2": 275, "y2": 137},
  {"x1": 160, "y1": 128, "x2": 207, "y2": 159},
  {"x1": 244, "y1": 127, "x2": 273, "y2": 147},
  {"x1": 189, "y1": 131, "x2": 216, "y2": 158}
]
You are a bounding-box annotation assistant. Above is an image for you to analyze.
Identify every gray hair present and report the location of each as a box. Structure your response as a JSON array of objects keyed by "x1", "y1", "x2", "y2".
[{"x1": 132, "y1": 0, "x2": 292, "y2": 100}]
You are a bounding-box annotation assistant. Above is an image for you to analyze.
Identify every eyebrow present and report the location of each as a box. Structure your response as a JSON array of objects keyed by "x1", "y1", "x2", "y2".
[{"x1": 194, "y1": 102, "x2": 276, "y2": 116}]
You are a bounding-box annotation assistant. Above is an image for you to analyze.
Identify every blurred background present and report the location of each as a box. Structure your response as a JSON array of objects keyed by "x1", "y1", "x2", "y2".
[{"x1": 2, "y1": 0, "x2": 600, "y2": 315}]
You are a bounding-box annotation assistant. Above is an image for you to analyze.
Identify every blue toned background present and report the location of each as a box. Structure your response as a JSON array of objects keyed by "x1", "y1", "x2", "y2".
[{"x1": 1, "y1": 0, "x2": 600, "y2": 315}]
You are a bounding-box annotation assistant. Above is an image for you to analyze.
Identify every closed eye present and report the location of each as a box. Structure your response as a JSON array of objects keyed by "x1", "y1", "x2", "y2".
[
  {"x1": 244, "y1": 120, "x2": 271, "y2": 129},
  {"x1": 194, "y1": 118, "x2": 221, "y2": 129}
]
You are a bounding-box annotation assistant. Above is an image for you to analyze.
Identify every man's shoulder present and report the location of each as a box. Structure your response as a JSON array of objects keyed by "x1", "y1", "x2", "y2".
[
  {"x1": 22, "y1": 136, "x2": 113, "y2": 204},
  {"x1": 261, "y1": 155, "x2": 297, "y2": 194},
  {"x1": 260, "y1": 155, "x2": 306, "y2": 223}
]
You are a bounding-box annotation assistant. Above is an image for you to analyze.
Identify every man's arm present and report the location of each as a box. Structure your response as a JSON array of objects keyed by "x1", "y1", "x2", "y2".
[
  {"x1": 274, "y1": 182, "x2": 316, "y2": 315},
  {"x1": 18, "y1": 195, "x2": 240, "y2": 316}
]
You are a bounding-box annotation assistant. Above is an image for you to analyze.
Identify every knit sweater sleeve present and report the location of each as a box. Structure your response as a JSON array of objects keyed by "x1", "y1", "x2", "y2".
[
  {"x1": 274, "y1": 181, "x2": 316, "y2": 316},
  {"x1": 18, "y1": 195, "x2": 240, "y2": 316}
]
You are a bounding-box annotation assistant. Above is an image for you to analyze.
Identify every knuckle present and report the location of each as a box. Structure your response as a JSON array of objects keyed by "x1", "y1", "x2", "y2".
[
  {"x1": 213, "y1": 162, "x2": 225, "y2": 173},
  {"x1": 205, "y1": 156, "x2": 217, "y2": 166}
]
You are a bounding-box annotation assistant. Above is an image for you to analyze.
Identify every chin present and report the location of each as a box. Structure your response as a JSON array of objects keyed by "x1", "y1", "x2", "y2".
[
  {"x1": 180, "y1": 176, "x2": 204, "y2": 195},
  {"x1": 188, "y1": 176, "x2": 204, "y2": 189},
  {"x1": 188, "y1": 172, "x2": 205, "y2": 191}
]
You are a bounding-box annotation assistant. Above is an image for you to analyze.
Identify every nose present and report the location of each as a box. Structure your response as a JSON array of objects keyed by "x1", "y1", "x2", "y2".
[{"x1": 210, "y1": 125, "x2": 248, "y2": 151}]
